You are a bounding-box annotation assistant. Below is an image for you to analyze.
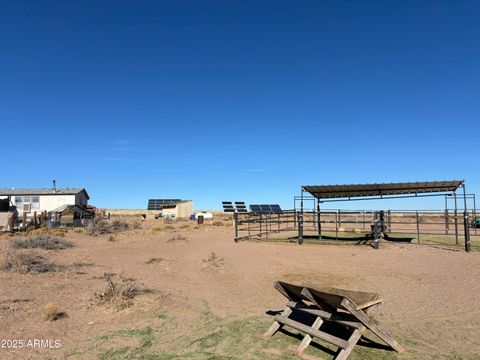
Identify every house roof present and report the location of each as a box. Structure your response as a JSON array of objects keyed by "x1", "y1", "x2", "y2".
[{"x1": 0, "y1": 188, "x2": 90, "y2": 199}]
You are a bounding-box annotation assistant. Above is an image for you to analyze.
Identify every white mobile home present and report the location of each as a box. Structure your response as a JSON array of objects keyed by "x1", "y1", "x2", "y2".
[{"x1": 0, "y1": 188, "x2": 90, "y2": 214}]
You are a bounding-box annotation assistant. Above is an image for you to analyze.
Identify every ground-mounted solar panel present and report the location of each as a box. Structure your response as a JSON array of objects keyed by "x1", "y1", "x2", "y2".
[
  {"x1": 249, "y1": 204, "x2": 282, "y2": 214},
  {"x1": 250, "y1": 205, "x2": 262, "y2": 213},
  {"x1": 148, "y1": 199, "x2": 182, "y2": 210},
  {"x1": 235, "y1": 202, "x2": 248, "y2": 213},
  {"x1": 222, "y1": 201, "x2": 235, "y2": 213},
  {"x1": 270, "y1": 205, "x2": 283, "y2": 213}
]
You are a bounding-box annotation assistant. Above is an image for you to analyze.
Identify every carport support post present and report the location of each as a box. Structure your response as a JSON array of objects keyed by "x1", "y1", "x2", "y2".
[
  {"x1": 462, "y1": 183, "x2": 471, "y2": 252},
  {"x1": 233, "y1": 212, "x2": 238, "y2": 242},
  {"x1": 298, "y1": 188, "x2": 304, "y2": 244},
  {"x1": 416, "y1": 211, "x2": 420, "y2": 244},
  {"x1": 317, "y1": 200, "x2": 322, "y2": 239},
  {"x1": 444, "y1": 195, "x2": 449, "y2": 235},
  {"x1": 454, "y1": 192, "x2": 459, "y2": 245}
]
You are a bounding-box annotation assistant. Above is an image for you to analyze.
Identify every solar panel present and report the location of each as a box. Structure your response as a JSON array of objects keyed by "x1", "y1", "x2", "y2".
[
  {"x1": 235, "y1": 202, "x2": 248, "y2": 213},
  {"x1": 249, "y1": 204, "x2": 282, "y2": 214},
  {"x1": 270, "y1": 205, "x2": 283, "y2": 213},
  {"x1": 148, "y1": 199, "x2": 182, "y2": 210},
  {"x1": 250, "y1": 205, "x2": 262, "y2": 213},
  {"x1": 222, "y1": 201, "x2": 235, "y2": 213}
]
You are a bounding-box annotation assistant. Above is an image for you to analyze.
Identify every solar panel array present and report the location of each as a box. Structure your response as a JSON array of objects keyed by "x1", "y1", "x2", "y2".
[
  {"x1": 249, "y1": 204, "x2": 283, "y2": 214},
  {"x1": 235, "y1": 202, "x2": 248, "y2": 213},
  {"x1": 222, "y1": 201, "x2": 235, "y2": 213},
  {"x1": 148, "y1": 199, "x2": 182, "y2": 210}
]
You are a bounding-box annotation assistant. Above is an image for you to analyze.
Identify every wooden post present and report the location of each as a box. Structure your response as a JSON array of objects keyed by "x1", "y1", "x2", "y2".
[
  {"x1": 22, "y1": 212, "x2": 27, "y2": 231},
  {"x1": 416, "y1": 211, "x2": 420, "y2": 244},
  {"x1": 33, "y1": 211, "x2": 38, "y2": 229},
  {"x1": 335, "y1": 211, "x2": 339, "y2": 241}
]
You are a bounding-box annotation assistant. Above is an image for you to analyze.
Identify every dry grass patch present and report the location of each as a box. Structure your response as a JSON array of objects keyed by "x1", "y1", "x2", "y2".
[
  {"x1": 94, "y1": 273, "x2": 152, "y2": 311},
  {"x1": 11, "y1": 235, "x2": 73, "y2": 250},
  {"x1": 167, "y1": 234, "x2": 188, "y2": 243},
  {"x1": 202, "y1": 252, "x2": 224, "y2": 268},
  {"x1": 42, "y1": 303, "x2": 68, "y2": 321},
  {"x1": 88, "y1": 220, "x2": 130, "y2": 235},
  {"x1": 1, "y1": 250, "x2": 58, "y2": 274},
  {"x1": 27, "y1": 227, "x2": 68, "y2": 237}
]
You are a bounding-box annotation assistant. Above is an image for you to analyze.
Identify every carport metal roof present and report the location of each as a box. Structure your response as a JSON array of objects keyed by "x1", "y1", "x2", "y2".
[{"x1": 302, "y1": 180, "x2": 464, "y2": 201}]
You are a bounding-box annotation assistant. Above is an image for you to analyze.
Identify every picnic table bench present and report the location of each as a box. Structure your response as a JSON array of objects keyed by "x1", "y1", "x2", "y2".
[{"x1": 263, "y1": 281, "x2": 404, "y2": 359}]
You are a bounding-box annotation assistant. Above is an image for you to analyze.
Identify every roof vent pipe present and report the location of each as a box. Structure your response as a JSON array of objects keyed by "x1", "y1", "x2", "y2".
[{"x1": 53, "y1": 179, "x2": 57, "y2": 193}]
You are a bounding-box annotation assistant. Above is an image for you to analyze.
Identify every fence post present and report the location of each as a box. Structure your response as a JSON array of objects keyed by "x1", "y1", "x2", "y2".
[
  {"x1": 416, "y1": 211, "x2": 420, "y2": 244},
  {"x1": 233, "y1": 212, "x2": 239, "y2": 242}
]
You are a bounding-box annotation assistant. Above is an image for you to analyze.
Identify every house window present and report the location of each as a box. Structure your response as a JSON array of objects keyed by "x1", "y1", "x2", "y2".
[
  {"x1": 32, "y1": 197, "x2": 40, "y2": 210},
  {"x1": 15, "y1": 197, "x2": 22, "y2": 208},
  {"x1": 14, "y1": 196, "x2": 40, "y2": 211}
]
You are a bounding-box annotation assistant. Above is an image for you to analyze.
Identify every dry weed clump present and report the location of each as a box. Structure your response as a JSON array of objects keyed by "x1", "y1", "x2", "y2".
[
  {"x1": 94, "y1": 273, "x2": 151, "y2": 311},
  {"x1": 11, "y1": 235, "x2": 73, "y2": 250},
  {"x1": 145, "y1": 257, "x2": 165, "y2": 264},
  {"x1": 88, "y1": 219, "x2": 129, "y2": 235},
  {"x1": 1, "y1": 250, "x2": 57, "y2": 274},
  {"x1": 42, "y1": 303, "x2": 68, "y2": 321},
  {"x1": 28, "y1": 228, "x2": 67, "y2": 237},
  {"x1": 202, "y1": 252, "x2": 225, "y2": 268},
  {"x1": 167, "y1": 234, "x2": 188, "y2": 243},
  {"x1": 132, "y1": 220, "x2": 142, "y2": 230},
  {"x1": 211, "y1": 220, "x2": 226, "y2": 226}
]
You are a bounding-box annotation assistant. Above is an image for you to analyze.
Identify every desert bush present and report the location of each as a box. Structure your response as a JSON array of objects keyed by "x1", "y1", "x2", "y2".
[
  {"x1": 10, "y1": 235, "x2": 73, "y2": 250},
  {"x1": 88, "y1": 219, "x2": 129, "y2": 235},
  {"x1": 164, "y1": 224, "x2": 175, "y2": 231},
  {"x1": 95, "y1": 273, "x2": 150, "y2": 311},
  {"x1": 145, "y1": 257, "x2": 164, "y2": 264},
  {"x1": 132, "y1": 220, "x2": 142, "y2": 230},
  {"x1": 72, "y1": 258, "x2": 94, "y2": 268},
  {"x1": 1, "y1": 250, "x2": 57, "y2": 274},
  {"x1": 167, "y1": 234, "x2": 188, "y2": 243},
  {"x1": 73, "y1": 227, "x2": 86, "y2": 233},
  {"x1": 107, "y1": 234, "x2": 116, "y2": 242},
  {"x1": 42, "y1": 303, "x2": 68, "y2": 321},
  {"x1": 211, "y1": 220, "x2": 225, "y2": 226},
  {"x1": 202, "y1": 252, "x2": 224, "y2": 268}
]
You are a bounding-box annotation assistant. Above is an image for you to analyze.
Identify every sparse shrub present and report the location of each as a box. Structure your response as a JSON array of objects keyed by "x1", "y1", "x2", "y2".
[
  {"x1": 72, "y1": 258, "x2": 94, "y2": 268},
  {"x1": 88, "y1": 219, "x2": 129, "y2": 235},
  {"x1": 164, "y1": 225, "x2": 175, "y2": 231},
  {"x1": 202, "y1": 252, "x2": 224, "y2": 268},
  {"x1": 211, "y1": 220, "x2": 225, "y2": 226},
  {"x1": 10, "y1": 235, "x2": 73, "y2": 250},
  {"x1": 94, "y1": 273, "x2": 150, "y2": 311},
  {"x1": 145, "y1": 257, "x2": 164, "y2": 264},
  {"x1": 167, "y1": 234, "x2": 188, "y2": 243},
  {"x1": 1, "y1": 250, "x2": 57, "y2": 274},
  {"x1": 132, "y1": 221, "x2": 142, "y2": 230},
  {"x1": 108, "y1": 235, "x2": 116, "y2": 242},
  {"x1": 151, "y1": 225, "x2": 163, "y2": 232},
  {"x1": 42, "y1": 303, "x2": 68, "y2": 321},
  {"x1": 73, "y1": 227, "x2": 86, "y2": 233},
  {"x1": 111, "y1": 220, "x2": 129, "y2": 232}
]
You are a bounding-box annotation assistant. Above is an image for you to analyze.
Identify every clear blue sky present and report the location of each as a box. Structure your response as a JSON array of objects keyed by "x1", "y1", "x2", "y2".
[{"x1": 2, "y1": 1, "x2": 479, "y2": 210}]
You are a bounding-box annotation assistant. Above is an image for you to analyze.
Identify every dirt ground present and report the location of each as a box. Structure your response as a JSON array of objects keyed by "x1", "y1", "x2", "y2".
[{"x1": 1, "y1": 219, "x2": 480, "y2": 360}]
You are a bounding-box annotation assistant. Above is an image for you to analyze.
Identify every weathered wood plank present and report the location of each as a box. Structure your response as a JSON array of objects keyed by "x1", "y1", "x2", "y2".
[
  {"x1": 341, "y1": 298, "x2": 404, "y2": 353},
  {"x1": 273, "y1": 315, "x2": 350, "y2": 349},
  {"x1": 262, "y1": 307, "x2": 292, "y2": 339},
  {"x1": 294, "y1": 316, "x2": 323, "y2": 356}
]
